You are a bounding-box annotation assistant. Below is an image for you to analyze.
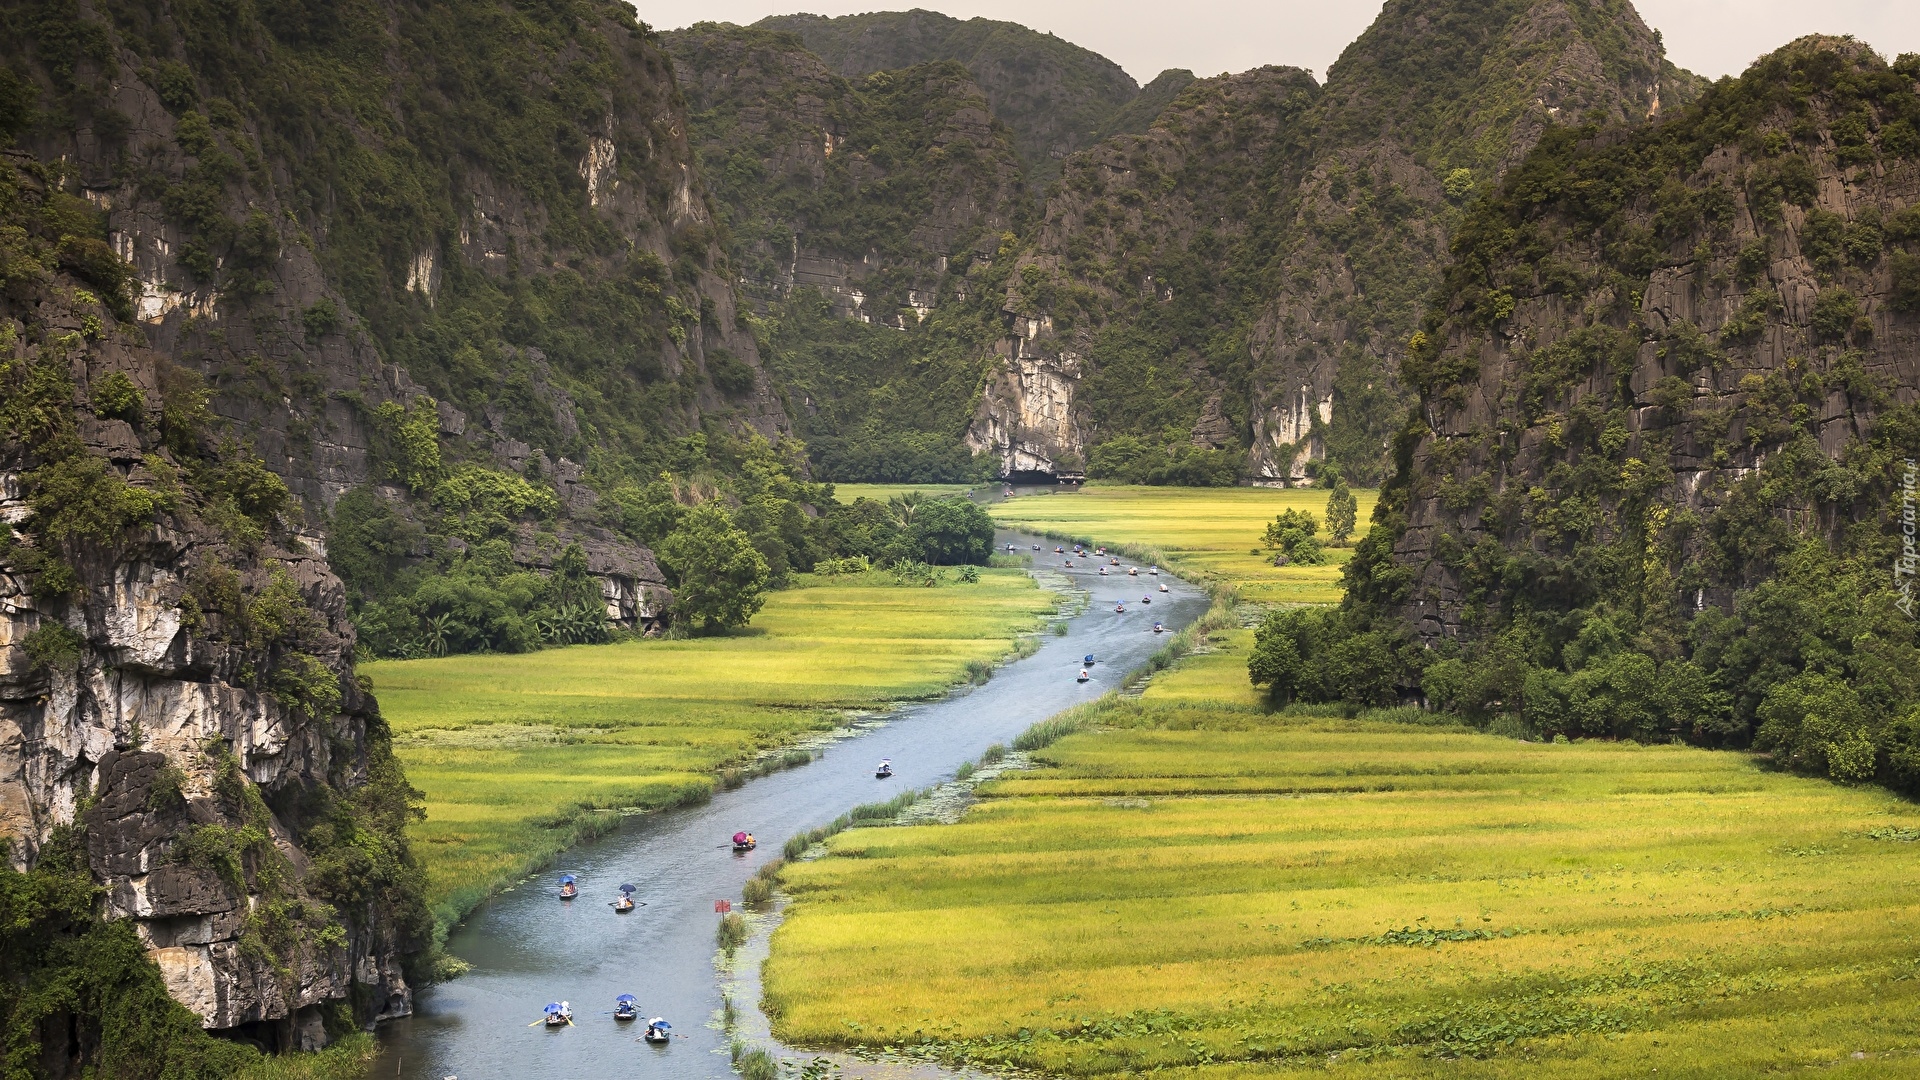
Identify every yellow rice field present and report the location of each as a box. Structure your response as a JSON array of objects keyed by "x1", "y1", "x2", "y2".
[
  {"x1": 763, "y1": 487, "x2": 1920, "y2": 1076},
  {"x1": 365, "y1": 568, "x2": 1056, "y2": 920},
  {"x1": 990, "y1": 485, "x2": 1378, "y2": 604}
]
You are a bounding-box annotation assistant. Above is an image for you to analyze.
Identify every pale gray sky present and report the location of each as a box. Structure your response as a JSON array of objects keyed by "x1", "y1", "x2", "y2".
[{"x1": 641, "y1": 0, "x2": 1920, "y2": 86}]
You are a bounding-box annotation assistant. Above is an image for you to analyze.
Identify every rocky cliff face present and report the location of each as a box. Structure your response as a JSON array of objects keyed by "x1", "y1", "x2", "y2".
[
  {"x1": 1389, "y1": 37, "x2": 1920, "y2": 642},
  {"x1": 0, "y1": 150, "x2": 427, "y2": 1052},
  {"x1": 753, "y1": 10, "x2": 1152, "y2": 185},
  {"x1": 967, "y1": 0, "x2": 1704, "y2": 483},
  {"x1": 1242, "y1": 0, "x2": 1704, "y2": 484},
  {"x1": 0, "y1": 0, "x2": 771, "y2": 608},
  {"x1": 664, "y1": 24, "x2": 1030, "y2": 327},
  {"x1": 969, "y1": 67, "x2": 1322, "y2": 477}
]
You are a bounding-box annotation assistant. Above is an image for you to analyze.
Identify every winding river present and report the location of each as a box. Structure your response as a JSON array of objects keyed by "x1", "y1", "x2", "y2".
[{"x1": 373, "y1": 526, "x2": 1208, "y2": 1079}]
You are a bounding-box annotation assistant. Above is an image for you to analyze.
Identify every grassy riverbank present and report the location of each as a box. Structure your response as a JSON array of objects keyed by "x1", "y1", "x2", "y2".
[
  {"x1": 763, "y1": 487, "x2": 1920, "y2": 1076},
  {"x1": 365, "y1": 568, "x2": 1056, "y2": 924}
]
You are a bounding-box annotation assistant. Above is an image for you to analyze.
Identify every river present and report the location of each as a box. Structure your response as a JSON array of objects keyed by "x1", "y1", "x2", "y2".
[{"x1": 373, "y1": 526, "x2": 1208, "y2": 1079}]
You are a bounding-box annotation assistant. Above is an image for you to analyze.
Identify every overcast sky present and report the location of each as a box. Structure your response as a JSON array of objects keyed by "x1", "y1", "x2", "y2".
[{"x1": 640, "y1": 0, "x2": 1920, "y2": 86}]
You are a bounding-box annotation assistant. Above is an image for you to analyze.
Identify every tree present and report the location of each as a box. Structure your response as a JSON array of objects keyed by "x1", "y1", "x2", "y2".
[
  {"x1": 1325, "y1": 478, "x2": 1357, "y2": 544},
  {"x1": 657, "y1": 503, "x2": 771, "y2": 632},
  {"x1": 911, "y1": 497, "x2": 994, "y2": 565},
  {"x1": 1262, "y1": 508, "x2": 1324, "y2": 565}
]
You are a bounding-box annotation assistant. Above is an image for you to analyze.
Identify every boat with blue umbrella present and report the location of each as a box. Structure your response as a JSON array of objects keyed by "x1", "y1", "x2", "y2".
[
  {"x1": 557, "y1": 874, "x2": 577, "y2": 900},
  {"x1": 542, "y1": 1001, "x2": 572, "y2": 1027},
  {"x1": 612, "y1": 884, "x2": 636, "y2": 912},
  {"x1": 1083, "y1": 654, "x2": 1095, "y2": 666},
  {"x1": 612, "y1": 994, "x2": 638, "y2": 1021},
  {"x1": 643, "y1": 1018, "x2": 671, "y2": 1044}
]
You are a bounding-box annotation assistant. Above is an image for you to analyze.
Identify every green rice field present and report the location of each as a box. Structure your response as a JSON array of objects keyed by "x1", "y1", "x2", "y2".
[
  {"x1": 365, "y1": 568, "x2": 1056, "y2": 921},
  {"x1": 763, "y1": 487, "x2": 1920, "y2": 1077},
  {"x1": 990, "y1": 485, "x2": 1378, "y2": 604}
]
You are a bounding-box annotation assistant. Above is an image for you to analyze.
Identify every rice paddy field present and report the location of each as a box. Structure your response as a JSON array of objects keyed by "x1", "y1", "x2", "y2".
[
  {"x1": 363, "y1": 568, "x2": 1056, "y2": 921},
  {"x1": 989, "y1": 485, "x2": 1379, "y2": 604},
  {"x1": 762, "y1": 487, "x2": 1920, "y2": 1077}
]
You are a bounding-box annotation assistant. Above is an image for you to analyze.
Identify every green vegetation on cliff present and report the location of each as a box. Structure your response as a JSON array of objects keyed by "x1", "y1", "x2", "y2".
[
  {"x1": 0, "y1": 150, "x2": 429, "y2": 1073},
  {"x1": 753, "y1": 9, "x2": 1148, "y2": 184},
  {"x1": 1257, "y1": 40, "x2": 1920, "y2": 795}
]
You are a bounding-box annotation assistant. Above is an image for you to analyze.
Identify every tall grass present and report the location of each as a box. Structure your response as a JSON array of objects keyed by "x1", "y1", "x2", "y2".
[
  {"x1": 730, "y1": 1041, "x2": 779, "y2": 1080},
  {"x1": 231, "y1": 1035, "x2": 377, "y2": 1080},
  {"x1": 780, "y1": 789, "x2": 929, "y2": 858}
]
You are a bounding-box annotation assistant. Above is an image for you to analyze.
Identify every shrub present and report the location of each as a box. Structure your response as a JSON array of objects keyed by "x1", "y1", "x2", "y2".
[
  {"x1": 716, "y1": 912, "x2": 749, "y2": 954},
  {"x1": 1810, "y1": 288, "x2": 1862, "y2": 340},
  {"x1": 90, "y1": 371, "x2": 143, "y2": 423},
  {"x1": 1891, "y1": 251, "x2": 1920, "y2": 313},
  {"x1": 740, "y1": 876, "x2": 773, "y2": 907},
  {"x1": 707, "y1": 349, "x2": 756, "y2": 397},
  {"x1": 22, "y1": 623, "x2": 84, "y2": 673},
  {"x1": 27, "y1": 453, "x2": 173, "y2": 547},
  {"x1": 1263, "y1": 508, "x2": 1325, "y2": 565}
]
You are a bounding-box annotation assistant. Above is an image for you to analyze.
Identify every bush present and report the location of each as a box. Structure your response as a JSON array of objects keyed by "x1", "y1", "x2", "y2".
[
  {"x1": 1756, "y1": 673, "x2": 1874, "y2": 780},
  {"x1": 27, "y1": 452, "x2": 173, "y2": 547},
  {"x1": 1088, "y1": 433, "x2": 1242, "y2": 486},
  {"x1": 716, "y1": 912, "x2": 749, "y2": 954},
  {"x1": 911, "y1": 497, "x2": 994, "y2": 565},
  {"x1": 22, "y1": 623, "x2": 84, "y2": 673},
  {"x1": 740, "y1": 876, "x2": 773, "y2": 907},
  {"x1": 90, "y1": 371, "x2": 143, "y2": 423},
  {"x1": 1810, "y1": 288, "x2": 1862, "y2": 340},
  {"x1": 1263, "y1": 509, "x2": 1325, "y2": 565},
  {"x1": 706, "y1": 349, "x2": 757, "y2": 397}
]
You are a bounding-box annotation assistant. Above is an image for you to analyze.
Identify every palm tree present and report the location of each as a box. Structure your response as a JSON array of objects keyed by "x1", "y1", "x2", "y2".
[
  {"x1": 887, "y1": 491, "x2": 924, "y2": 528},
  {"x1": 423, "y1": 612, "x2": 454, "y2": 657}
]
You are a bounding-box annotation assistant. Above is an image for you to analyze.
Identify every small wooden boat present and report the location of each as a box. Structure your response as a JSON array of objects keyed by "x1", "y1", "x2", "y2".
[
  {"x1": 543, "y1": 1002, "x2": 572, "y2": 1027},
  {"x1": 1142, "y1": 596, "x2": 1151, "y2": 605},
  {"x1": 1159, "y1": 584, "x2": 1169, "y2": 593},
  {"x1": 1128, "y1": 567, "x2": 1138, "y2": 576},
  {"x1": 613, "y1": 995, "x2": 638, "y2": 1020},
  {"x1": 875, "y1": 759, "x2": 894, "y2": 779},
  {"x1": 1153, "y1": 622, "x2": 1165, "y2": 634},
  {"x1": 558, "y1": 874, "x2": 578, "y2": 900},
  {"x1": 1077, "y1": 669, "x2": 1090, "y2": 683},
  {"x1": 731, "y1": 831, "x2": 756, "y2": 852},
  {"x1": 643, "y1": 1019, "x2": 672, "y2": 1044},
  {"x1": 1083, "y1": 654, "x2": 1096, "y2": 665}
]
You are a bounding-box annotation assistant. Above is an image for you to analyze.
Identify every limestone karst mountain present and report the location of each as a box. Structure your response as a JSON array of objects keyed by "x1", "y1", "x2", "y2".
[
  {"x1": 754, "y1": 8, "x2": 1174, "y2": 185},
  {"x1": 675, "y1": 0, "x2": 1706, "y2": 485},
  {"x1": 980, "y1": 0, "x2": 1707, "y2": 484},
  {"x1": 1257, "y1": 38, "x2": 1920, "y2": 780},
  {"x1": 0, "y1": 0, "x2": 740, "y2": 1066}
]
